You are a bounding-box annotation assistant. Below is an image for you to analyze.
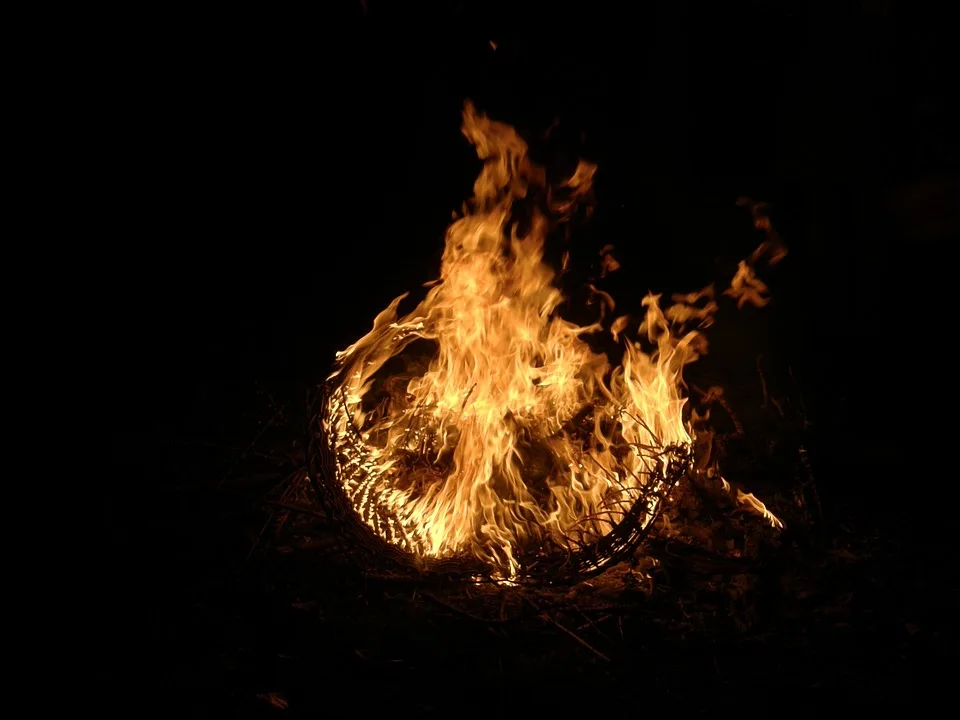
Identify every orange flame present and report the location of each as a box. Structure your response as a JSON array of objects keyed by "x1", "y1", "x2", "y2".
[{"x1": 325, "y1": 103, "x2": 780, "y2": 577}]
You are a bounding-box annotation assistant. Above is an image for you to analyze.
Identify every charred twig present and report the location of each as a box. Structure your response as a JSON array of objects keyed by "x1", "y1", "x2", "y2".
[
  {"x1": 692, "y1": 384, "x2": 744, "y2": 437},
  {"x1": 458, "y1": 383, "x2": 477, "y2": 417},
  {"x1": 577, "y1": 603, "x2": 664, "y2": 616},
  {"x1": 618, "y1": 408, "x2": 663, "y2": 447},
  {"x1": 554, "y1": 403, "x2": 596, "y2": 438},
  {"x1": 420, "y1": 590, "x2": 512, "y2": 623},
  {"x1": 757, "y1": 354, "x2": 770, "y2": 410},
  {"x1": 646, "y1": 538, "x2": 762, "y2": 573},
  {"x1": 245, "y1": 513, "x2": 275, "y2": 561},
  {"x1": 537, "y1": 609, "x2": 611, "y2": 663},
  {"x1": 787, "y1": 366, "x2": 822, "y2": 520},
  {"x1": 574, "y1": 606, "x2": 615, "y2": 643}
]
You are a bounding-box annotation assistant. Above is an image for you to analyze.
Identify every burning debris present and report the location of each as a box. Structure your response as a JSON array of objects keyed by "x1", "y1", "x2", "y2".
[{"x1": 310, "y1": 103, "x2": 783, "y2": 583}]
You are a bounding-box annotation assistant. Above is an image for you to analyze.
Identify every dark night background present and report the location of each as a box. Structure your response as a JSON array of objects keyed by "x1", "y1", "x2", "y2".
[{"x1": 103, "y1": 0, "x2": 957, "y2": 708}]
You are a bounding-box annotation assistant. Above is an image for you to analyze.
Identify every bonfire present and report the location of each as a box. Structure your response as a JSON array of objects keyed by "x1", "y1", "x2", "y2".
[{"x1": 312, "y1": 102, "x2": 783, "y2": 582}]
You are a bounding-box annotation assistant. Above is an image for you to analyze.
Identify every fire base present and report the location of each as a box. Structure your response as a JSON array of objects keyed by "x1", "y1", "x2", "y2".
[{"x1": 306, "y1": 384, "x2": 692, "y2": 584}]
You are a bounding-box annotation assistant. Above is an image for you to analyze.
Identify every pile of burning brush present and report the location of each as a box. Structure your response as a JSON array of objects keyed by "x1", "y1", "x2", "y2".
[{"x1": 307, "y1": 102, "x2": 790, "y2": 586}]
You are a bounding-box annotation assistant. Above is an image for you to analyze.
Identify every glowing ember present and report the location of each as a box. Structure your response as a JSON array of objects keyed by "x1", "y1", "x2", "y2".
[{"x1": 324, "y1": 103, "x2": 780, "y2": 578}]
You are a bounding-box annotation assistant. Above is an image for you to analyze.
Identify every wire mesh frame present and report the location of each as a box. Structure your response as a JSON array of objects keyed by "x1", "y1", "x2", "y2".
[{"x1": 306, "y1": 383, "x2": 693, "y2": 584}]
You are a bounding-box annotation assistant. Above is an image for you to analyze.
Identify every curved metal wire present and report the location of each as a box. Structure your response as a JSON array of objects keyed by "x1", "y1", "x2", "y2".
[{"x1": 306, "y1": 383, "x2": 692, "y2": 584}]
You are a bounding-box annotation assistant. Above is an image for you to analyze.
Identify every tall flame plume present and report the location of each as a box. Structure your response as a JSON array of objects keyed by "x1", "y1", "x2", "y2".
[{"x1": 325, "y1": 103, "x2": 779, "y2": 578}]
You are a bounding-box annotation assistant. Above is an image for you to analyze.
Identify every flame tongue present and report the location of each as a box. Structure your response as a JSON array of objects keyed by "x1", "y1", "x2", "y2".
[{"x1": 326, "y1": 103, "x2": 757, "y2": 577}]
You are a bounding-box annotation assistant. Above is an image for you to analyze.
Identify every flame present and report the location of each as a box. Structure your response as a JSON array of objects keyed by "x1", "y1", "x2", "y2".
[
  {"x1": 325, "y1": 103, "x2": 780, "y2": 577},
  {"x1": 721, "y1": 477, "x2": 785, "y2": 529},
  {"x1": 725, "y1": 261, "x2": 770, "y2": 309}
]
